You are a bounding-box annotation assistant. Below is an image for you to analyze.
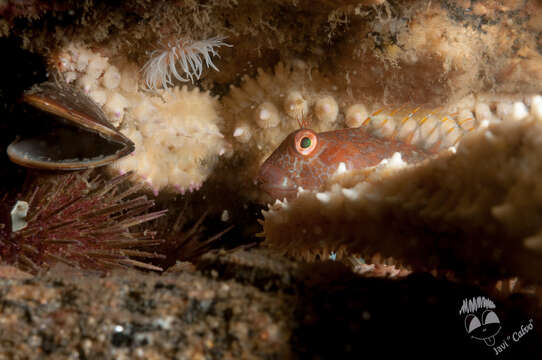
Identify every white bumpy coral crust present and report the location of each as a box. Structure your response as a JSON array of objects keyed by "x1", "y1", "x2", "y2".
[{"x1": 112, "y1": 86, "x2": 227, "y2": 193}]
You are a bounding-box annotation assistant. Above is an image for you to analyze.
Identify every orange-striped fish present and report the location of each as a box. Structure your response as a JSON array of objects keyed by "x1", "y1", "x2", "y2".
[{"x1": 256, "y1": 108, "x2": 472, "y2": 200}]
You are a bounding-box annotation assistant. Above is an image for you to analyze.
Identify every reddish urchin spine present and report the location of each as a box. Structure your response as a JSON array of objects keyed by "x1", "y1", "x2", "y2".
[
  {"x1": 155, "y1": 202, "x2": 234, "y2": 268},
  {"x1": 0, "y1": 170, "x2": 167, "y2": 273}
]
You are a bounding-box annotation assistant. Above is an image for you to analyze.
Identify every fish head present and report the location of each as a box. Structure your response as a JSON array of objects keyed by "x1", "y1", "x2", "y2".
[{"x1": 256, "y1": 128, "x2": 323, "y2": 200}]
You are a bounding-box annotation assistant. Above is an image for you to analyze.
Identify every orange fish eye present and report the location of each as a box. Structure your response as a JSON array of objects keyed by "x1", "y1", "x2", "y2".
[{"x1": 294, "y1": 129, "x2": 318, "y2": 155}]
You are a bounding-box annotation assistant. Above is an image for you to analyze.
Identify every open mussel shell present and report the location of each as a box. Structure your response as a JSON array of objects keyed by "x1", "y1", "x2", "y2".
[{"x1": 7, "y1": 82, "x2": 134, "y2": 170}]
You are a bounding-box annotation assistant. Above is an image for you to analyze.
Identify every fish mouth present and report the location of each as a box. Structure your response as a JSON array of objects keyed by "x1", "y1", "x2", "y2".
[
  {"x1": 256, "y1": 162, "x2": 299, "y2": 201},
  {"x1": 258, "y1": 183, "x2": 299, "y2": 202},
  {"x1": 255, "y1": 174, "x2": 298, "y2": 202}
]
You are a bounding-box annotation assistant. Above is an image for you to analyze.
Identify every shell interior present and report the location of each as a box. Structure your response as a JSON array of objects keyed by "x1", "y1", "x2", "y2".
[{"x1": 7, "y1": 82, "x2": 134, "y2": 170}]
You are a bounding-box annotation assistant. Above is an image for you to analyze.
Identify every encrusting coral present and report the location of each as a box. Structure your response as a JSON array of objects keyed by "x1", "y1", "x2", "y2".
[
  {"x1": 0, "y1": 170, "x2": 166, "y2": 274},
  {"x1": 111, "y1": 86, "x2": 228, "y2": 194},
  {"x1": 261, "y1": 97, "x2": 542, "y2": 283},
  {"x1": 53, "y1": 43, "x2": 229, "y2": 194},
  {"x1": 223, "y1": 61, "x2": 339, "y2": 143}
]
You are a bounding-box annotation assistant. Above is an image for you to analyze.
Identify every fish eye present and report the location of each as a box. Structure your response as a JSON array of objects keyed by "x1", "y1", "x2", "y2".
[
  {"x1": 294, "y1": 129, "x2": 318, "y2": 156},
  {"x1": 300, "y1": 137, "x2": 311, "y2": 148}
]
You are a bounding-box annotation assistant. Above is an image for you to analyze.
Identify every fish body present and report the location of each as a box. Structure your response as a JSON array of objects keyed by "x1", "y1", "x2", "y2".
[{"x1": 257, "y1": 127, "x2": 434, "y2": 200}]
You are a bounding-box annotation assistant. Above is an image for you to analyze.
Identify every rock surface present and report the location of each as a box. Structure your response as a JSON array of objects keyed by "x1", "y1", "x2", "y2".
[{"x1": 0, "y1": 248, "x2": 540, "y2": 359}]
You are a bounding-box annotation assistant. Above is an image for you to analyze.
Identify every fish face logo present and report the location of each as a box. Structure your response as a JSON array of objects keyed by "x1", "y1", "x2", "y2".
[{"x1": 459, "y1": 296, "x2": 501, "y2": 346}]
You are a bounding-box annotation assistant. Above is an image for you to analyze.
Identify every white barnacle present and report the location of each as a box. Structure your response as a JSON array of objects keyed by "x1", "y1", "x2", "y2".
[{"x1": 142, "y1": 36, "x2": 232, "y2": 91}]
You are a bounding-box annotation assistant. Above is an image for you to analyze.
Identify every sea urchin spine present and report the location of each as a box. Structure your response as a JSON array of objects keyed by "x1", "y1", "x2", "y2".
[{"x1": 0, "y1": 170, "x2": 167, "y2": 273}]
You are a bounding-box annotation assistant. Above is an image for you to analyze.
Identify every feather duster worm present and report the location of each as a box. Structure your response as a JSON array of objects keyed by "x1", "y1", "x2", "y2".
[
  {"x1": 142, "y1": 36, "x2": 232, "y2": 91},
  {"x1": 0, "y1": 170, "x2": 166, "y2": 273}
]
